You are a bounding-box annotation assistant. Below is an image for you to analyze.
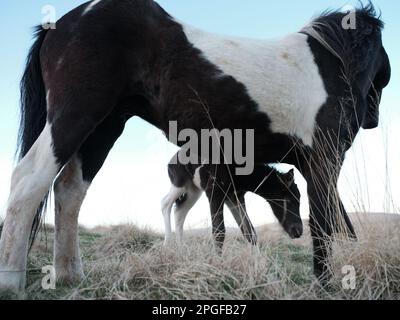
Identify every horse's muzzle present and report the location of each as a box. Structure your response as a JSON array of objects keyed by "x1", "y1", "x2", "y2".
[{"x1": 288, "y1": 223, "x2": 303, "y2": 239}]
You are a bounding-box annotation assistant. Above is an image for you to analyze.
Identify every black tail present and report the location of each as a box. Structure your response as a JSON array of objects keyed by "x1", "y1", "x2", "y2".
[{"x1": 17, "y1": 25, "x2": 50, "y2": 249}]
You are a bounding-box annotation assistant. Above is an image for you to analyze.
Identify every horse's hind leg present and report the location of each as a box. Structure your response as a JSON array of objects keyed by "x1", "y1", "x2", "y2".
[
  {"x1": 53, "y1": 112, "x2": 126, "y2": 285},
  {"x1": 53, "y1": 157, "x2": 88, "y2": 285},
  {"x1": 0, "y1": 94, "x2": 120, "y2": 292},
  {"x1": 0, "y1": 124, "x2": 60, "y2": 292}
]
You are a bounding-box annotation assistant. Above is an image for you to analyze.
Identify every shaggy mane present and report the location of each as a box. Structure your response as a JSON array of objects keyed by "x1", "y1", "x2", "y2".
[{"x1": 301, "y1": 2, "x2": 384, "y2": 79}]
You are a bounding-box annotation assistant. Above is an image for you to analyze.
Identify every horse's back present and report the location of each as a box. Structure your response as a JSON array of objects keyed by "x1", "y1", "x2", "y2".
[{"x1": 182, "y1": 26, "x2": 328, "y2": 146}]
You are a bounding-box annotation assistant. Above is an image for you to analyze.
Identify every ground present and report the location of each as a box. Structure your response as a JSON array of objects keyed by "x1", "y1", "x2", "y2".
[{"x1": 0, "y1": 213, "x2": 399, "y2": 300}]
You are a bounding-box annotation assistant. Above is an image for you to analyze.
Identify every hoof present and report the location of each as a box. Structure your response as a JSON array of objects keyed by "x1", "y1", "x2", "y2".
[
  {"x1": 0, "y1": 289, "x2": 23, "y2": 300},
  {"x1": 0, "y1": 269, "x2": 25, "y2": 295},
  {"x1": 348, "y1": 232, "x2": 358, "y2": 242},
  {"x1": 56, "y1": 268, "x2": 84, "y2": 286},
  {"x1": 314, "y1": 266, "x2": 332, "y2": 288},
  {"x1": 163, "y1": 238, "x2": 173, "y2": 247}
]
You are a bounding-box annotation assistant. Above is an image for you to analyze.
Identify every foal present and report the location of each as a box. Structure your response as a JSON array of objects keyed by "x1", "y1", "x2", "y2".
[{"x1": 162, "y1": 153, "x2": 303, "y2": 248}]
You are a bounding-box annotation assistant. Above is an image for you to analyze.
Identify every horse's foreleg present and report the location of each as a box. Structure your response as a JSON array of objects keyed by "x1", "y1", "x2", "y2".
[
  {"x1": 304, "y1": 169, "x2": 334, "y2": 282},
  {"x1": 302, "y1": 155, "x2": 352, "y2": 282},
  {"x1": 53, "y1": 156, "x2": 88, "y2": 285},
  {"x1": 307, "y1": 185, "x2": 356, "y2": 282},
  {"x1": 0, "y1": 124, "x2": 60, "y2": 292},
  {"x1": 296, "y1": 137, "x2": 357, "y2": 283},
  {"x1": 305, "y1": 152, "x2": 356, "y2": 240},
  {"x1": 226, "y1": 192, "x2": 257, "y2": 245},
  {"x1": 206, "y1": 190, "x2": 226, "y2": 252},
  {"x1": 162, "y1": 187, "x2": 184, "y2": 245}
]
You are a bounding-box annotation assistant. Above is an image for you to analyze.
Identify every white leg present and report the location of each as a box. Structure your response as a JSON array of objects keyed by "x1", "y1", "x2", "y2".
[
  {"x1": 0, "y1": 124, "x2": 59, "y2": 292},
  {"x1": 161, "y1": 187, "x2": 184, "y2": 246},
  {"x1": 175, "y1": 186, "x2": 202, "y2": 244},
  {"x1": 53, "y1": 156, "x2": 88, "y2": 285}
]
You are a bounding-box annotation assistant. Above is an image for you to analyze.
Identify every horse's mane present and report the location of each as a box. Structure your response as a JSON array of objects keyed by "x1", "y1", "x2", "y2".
[{"x1": 301, "y1": 2, "x2": 384, "y2": 80}]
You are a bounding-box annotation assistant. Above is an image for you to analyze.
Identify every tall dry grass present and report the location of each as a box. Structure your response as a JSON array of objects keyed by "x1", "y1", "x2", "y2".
[{"x1": 19, "y1": 212, "x2": 400, "y2": 300}]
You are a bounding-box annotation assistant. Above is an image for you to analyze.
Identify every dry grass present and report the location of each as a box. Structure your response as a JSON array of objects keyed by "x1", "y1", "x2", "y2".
[{"x1": 14, "y1": 212, "x2": 399, "y2": 300}]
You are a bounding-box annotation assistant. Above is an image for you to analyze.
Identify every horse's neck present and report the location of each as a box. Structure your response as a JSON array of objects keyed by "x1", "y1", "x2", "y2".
[{"x1": 235, "y1": 166, "x2": 278, "y2": 194}]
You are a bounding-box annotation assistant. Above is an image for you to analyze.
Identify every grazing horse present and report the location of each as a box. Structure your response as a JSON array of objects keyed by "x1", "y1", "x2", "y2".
[
  {"x1": 162, "y1": 150, "x2": 302, "y2": 246},
  {"x1": 0, "y1": 0, "x2": 391, "y2": 291}
]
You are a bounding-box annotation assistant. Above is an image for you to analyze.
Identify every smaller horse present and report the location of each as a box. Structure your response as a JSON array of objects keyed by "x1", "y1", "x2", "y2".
[{"x1": 162, "y1": 151, "x2": 303, "y2": 248}]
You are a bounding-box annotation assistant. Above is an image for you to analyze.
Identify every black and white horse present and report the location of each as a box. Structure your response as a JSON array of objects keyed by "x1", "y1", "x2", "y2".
[
  {"x1": 0, "y1": 0, "x2": 391, "y2": 291},
  {"x1": 162, "y1": 150, "x2": 302, "y2": 246}
]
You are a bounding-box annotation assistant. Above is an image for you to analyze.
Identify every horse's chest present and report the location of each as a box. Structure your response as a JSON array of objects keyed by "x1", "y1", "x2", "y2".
[{"x1": 182, "y1": 26, "x2": 328, "y2": 147}]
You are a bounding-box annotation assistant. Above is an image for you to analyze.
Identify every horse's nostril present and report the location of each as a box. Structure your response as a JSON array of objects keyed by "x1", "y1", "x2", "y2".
[{"x1": 290, "y1": 223, "x2": 303, "y2": 239}]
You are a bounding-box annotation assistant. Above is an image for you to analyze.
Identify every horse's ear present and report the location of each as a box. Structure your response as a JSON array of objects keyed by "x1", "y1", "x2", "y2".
[{"x1": 284, "y1": 169, "x2": 295, "y2": 188}]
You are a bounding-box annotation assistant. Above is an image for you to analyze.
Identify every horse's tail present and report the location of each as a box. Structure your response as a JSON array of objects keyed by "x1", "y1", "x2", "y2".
[
  {"x1": 18, "y1": 26, "x2": 49, "y2": 159},
  {"x1": 18, "y1": 26, "x2": 50, "y2": 249}
]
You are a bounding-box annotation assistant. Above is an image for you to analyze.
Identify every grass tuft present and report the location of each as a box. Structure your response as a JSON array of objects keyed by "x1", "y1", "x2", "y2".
[{"x1": 21, "y1": 212, "x2": 400, "y2": 300}]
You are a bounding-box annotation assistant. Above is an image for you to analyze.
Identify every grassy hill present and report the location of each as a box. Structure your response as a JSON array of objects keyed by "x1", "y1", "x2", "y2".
[{"x1": 1, "y1": 213, "x2": 400, "y2": 300}]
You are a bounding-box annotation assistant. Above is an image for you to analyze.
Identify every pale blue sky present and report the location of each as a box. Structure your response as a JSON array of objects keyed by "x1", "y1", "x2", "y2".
[{"x1": 0, "y1": 1, "x2": 399, "y2": 229}]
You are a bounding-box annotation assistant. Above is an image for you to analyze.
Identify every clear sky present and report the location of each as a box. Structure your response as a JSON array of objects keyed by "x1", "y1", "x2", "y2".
[{"x1": 0, "y1": 1, "x2": 399, "y2": 231}]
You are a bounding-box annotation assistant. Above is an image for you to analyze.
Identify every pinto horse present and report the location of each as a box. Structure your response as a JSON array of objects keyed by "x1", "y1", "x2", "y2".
[{"x1": 0, "y1": 0, "x2": 391, "y2": 291}]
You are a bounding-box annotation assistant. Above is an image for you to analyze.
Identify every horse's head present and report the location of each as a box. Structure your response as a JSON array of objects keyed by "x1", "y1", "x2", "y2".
[
  {"x1": 362, "y1": 45, "x2": 391, "y2": 129},
  {"x1": 302, "y1": 4, "x2": 391, "y2": 131},
  {"x1": 265, "y1": 169, "x2": 303, "y2": 239},
  {"x1": 352, "y1": 6, "x2": 391, "y2": 130}
]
